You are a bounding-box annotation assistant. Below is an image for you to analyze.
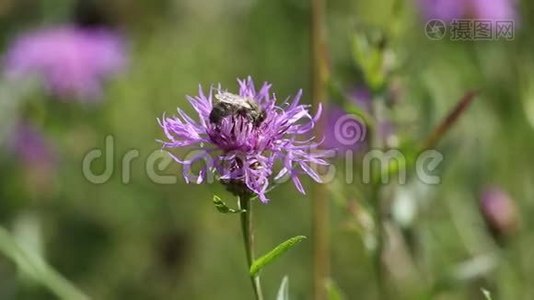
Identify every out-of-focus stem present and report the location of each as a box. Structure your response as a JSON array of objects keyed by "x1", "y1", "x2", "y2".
[
  {"x1": 238, "y1": 195, "x2": 263, "y2": 300},
  {"x1": 370, "y1": 182, "x2": 386, "y2": 299},
  {"x1": 421, "y1": 91, "x2": 478, "y2": 150},
  {"x1": 369, "y1": 94, "x2": 388, "y2": 299},
  {"x1": 311, "y1": 0, "x2": 329, "y2": 299}
]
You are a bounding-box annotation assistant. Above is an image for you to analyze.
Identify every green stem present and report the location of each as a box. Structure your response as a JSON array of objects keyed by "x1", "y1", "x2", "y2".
[
  {"x1": 311, "y1": 0, "x2": 330, "y2": 298},
  {"x1": 238, "y1": 195, "x2": 264, "y2": 300}
]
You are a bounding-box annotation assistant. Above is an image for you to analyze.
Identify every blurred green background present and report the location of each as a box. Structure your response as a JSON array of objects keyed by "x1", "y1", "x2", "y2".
[{"x1": 1, "y1": 0, "x2": 534, "y2": 299}]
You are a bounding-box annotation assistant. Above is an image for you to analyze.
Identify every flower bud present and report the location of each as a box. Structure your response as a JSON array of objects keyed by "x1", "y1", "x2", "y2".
[{"x1": 479, "y1": 186, "x2": 519, "y2": 242}]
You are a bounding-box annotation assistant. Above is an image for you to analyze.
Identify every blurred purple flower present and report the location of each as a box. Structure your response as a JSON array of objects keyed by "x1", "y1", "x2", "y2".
[
  {"x1": 8, "y1": 121, "x2": 58, "y2": 196},
  {"x1": 349, "y1": 88, "x2": 373, "y2": 112},
  {"x1": 3, "y1": 25, "x2": 127, "y2": 100},
  {"x1": 418, "y1": 0, "x2": 518, "y2": 22},
  {"x1": 471, "y1": 0, "x2": 517, "y2": 21},
  {"x1": 159, "y1": 77, "x2": 329, "y2": 203},
  {"x1": 9, "y1": 121, "x2": 56, "y2": 166},
  {"x1": 480, "y1": 186, "x2": 519, "y2": 240},
  {"x1": 418, "y1": 0, "x2": 465, "y2": 22}
]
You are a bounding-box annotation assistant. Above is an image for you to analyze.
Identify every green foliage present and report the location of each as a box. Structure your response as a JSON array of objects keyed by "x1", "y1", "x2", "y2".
[
  {"x1": 249, "y1": 236, "x2": 306, "y2": 276},
  {"x1": 213, "y1": 195, "x2": 245, "y2": 214},
  {"x1": 0, "y1": 227, "x2": 89, "y2": 300},
  {"x1": 351, "y1": 30, "x2": 389, "y2": 92}
]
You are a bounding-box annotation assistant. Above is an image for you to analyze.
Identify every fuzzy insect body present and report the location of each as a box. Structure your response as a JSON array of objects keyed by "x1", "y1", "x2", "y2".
[{"x1": 209, "y1": 92, "x2": 266, "y2": 127}]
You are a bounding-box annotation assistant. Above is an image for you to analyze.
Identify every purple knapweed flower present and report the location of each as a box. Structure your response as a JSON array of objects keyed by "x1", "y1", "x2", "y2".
[
  {"x1": 158, "y1": 77, "x2": 329, "y2": 203},
  {"x1": 3, "y1": 25, "x2": 127, "y2": 101},
  {"x1": 418, "y1": 0, "x2": 518, "y2": 23}
]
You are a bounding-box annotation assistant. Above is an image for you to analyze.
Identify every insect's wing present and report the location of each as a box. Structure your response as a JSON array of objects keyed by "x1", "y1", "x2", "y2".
[
  {"x1": 215, "y1": 92, "x2": 240, "y2": 103},
  {"x1": 215, "y1": 92, "x2": 253, "y2": 109}
]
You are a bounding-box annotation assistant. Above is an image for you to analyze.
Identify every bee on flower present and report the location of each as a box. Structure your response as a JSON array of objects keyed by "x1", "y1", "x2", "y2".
[{"x1": 158, "y1": 77, "x2": 329, "y2": 202}]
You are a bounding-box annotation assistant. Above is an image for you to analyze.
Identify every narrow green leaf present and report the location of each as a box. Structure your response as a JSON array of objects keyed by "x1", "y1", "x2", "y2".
[
  {"x1": 0, "y1": 226, "x2": 89, "y2": 300},
  {"x1": 249, "y1": 235, "x2": 306, "y2": 276},
  {"x1": 213, "y1": 195, "x2": 245, "y2": 214},
  {"x1": 276, "y1": 276, "x2": 289, "y2": 300},
  {"x1": 481, "y1": 288, "x2": 492, "y2": 300}
]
